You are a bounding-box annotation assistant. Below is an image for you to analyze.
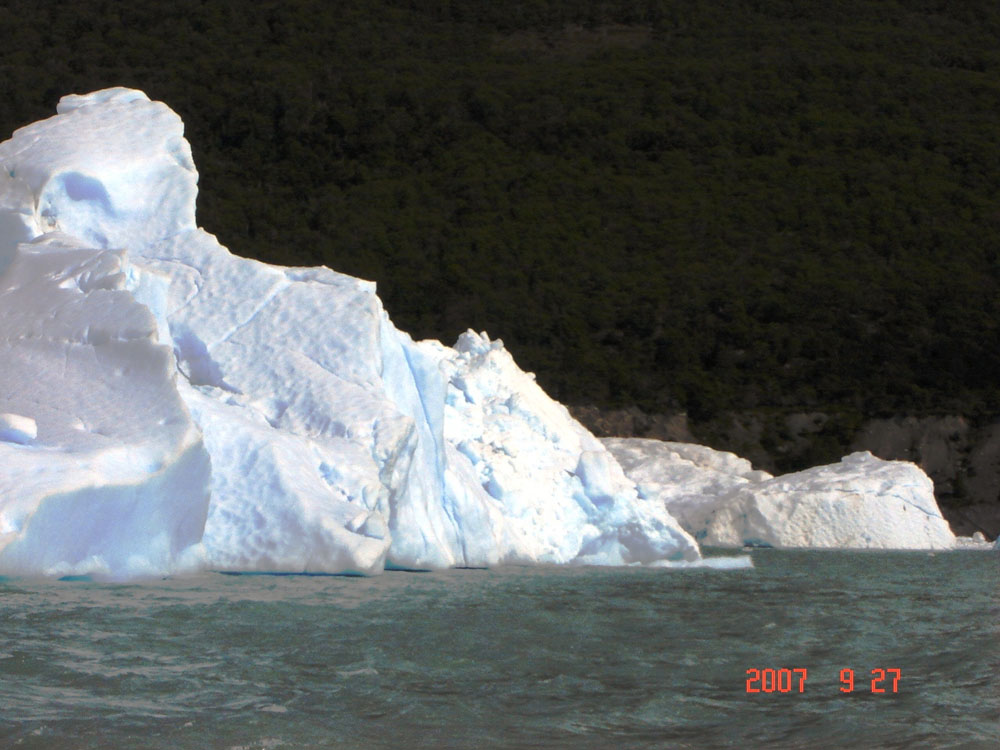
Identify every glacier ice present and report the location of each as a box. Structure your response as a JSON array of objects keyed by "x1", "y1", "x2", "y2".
[
  {"x1": 0, "y1": 88, "x2": 699, "y2": 578},
  {"x1": 0, "y1": 87, "x2": 195, "y2": 273},
  {"x1": 0, "y1": 413, "x2": 36, "y2": 444},
  {"x1": 606, "y1": 439, "x2": 956, "y2": 550},
  {"x1": 0, "y1": 88, "x2": 961, "y2": 578}
]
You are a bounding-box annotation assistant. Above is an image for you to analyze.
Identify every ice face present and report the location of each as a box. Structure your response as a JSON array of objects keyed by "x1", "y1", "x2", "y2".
[
  {"x1": 439, "y1": 333, "x2": 700, "y2": 565},
  {"x1": 0, "y1": 233, "x2": 210, "y2": 578},
  {"x1": 129, "y1": 229, "x2": 406, "y2": 573},
  {"x1": 0, "y1": 88, "x2": 699, "y2": 577}
]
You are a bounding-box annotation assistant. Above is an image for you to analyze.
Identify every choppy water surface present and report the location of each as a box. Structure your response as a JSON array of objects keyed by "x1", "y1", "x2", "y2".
[{"x1": 1, "y1": 550, "x2": 997, "y2": 749}]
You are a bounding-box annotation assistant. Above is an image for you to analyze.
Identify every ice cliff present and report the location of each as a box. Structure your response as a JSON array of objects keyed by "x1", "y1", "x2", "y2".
[
  {"x1": 0, "y1": 89, "x2": 699, "y2": 578},
  {"x1": 0, "y1": 90, "x2": 958, "y2": 578}
]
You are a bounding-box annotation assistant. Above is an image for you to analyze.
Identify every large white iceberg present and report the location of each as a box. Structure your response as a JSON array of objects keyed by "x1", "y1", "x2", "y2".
[
  {"x1": 0, "y1": 88, "x2": 699, "y2": 578},
  {"x1": 605, "y1": 439, "x2": 956, "y2": 550}
]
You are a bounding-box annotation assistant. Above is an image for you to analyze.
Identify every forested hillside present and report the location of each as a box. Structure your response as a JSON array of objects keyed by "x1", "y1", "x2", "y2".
[{"x1": 2, "y1": 1, "x2": 999, "y2": 449}]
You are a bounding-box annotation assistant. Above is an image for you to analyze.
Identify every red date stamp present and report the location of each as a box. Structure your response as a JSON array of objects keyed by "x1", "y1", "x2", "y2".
[{"x1": 746, "y1": 668, "x2": 901, "y2": 693}]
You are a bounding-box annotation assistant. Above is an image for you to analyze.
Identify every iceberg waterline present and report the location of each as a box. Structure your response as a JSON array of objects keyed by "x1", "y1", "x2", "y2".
[{"x1": 0, "y1": 89, "x2": 958, "y2": 579}]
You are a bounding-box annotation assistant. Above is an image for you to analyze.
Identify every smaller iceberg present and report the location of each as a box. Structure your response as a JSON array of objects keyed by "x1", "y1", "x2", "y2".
[
  {"x1": 603, "y1": 437, "x2": 771, "y2": 538},
  {"x1": 607, "y1": 440, "x2": 956, "y2": 550}
]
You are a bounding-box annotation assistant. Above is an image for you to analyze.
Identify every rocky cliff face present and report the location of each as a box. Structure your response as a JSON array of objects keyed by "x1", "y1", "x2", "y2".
[{"x1": 571, "y1": 406, "x2": 1000, "y2": 541}]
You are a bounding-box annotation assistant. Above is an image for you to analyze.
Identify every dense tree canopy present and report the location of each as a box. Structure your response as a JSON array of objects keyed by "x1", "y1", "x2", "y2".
[{"x1": 3, "y1": 0, "x2": 999, "y2": 430}]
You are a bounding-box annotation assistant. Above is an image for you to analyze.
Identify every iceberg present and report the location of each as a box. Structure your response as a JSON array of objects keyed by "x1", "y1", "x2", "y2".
[
  {"x1": 606, "y1": 439, "x2": 956, "y2": 550},
  {"x1": 0, "y1": 88, "x2": 698, "y2": 578},
  {"x1": 706, "y1": 452, "x2": 956, "y2": 549}
]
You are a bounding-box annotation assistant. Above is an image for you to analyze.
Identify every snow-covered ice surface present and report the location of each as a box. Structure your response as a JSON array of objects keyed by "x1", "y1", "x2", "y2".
[
  {"x1": 0, "y1": 89, "x2": 699, "y2": 578},
  {"x1": 607, "y1": 439, "x2": 955, "y2": 550}
]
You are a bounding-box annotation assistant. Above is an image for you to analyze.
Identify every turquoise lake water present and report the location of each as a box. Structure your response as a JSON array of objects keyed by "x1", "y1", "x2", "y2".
[{"x1": 1, "y1": 549, "x2": 997, "y2": 749}]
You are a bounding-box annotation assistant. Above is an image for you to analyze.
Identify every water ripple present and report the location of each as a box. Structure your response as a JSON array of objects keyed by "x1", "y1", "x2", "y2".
[{"x1": 0, "y1": 553, "x2": 996, "y2": 749}]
